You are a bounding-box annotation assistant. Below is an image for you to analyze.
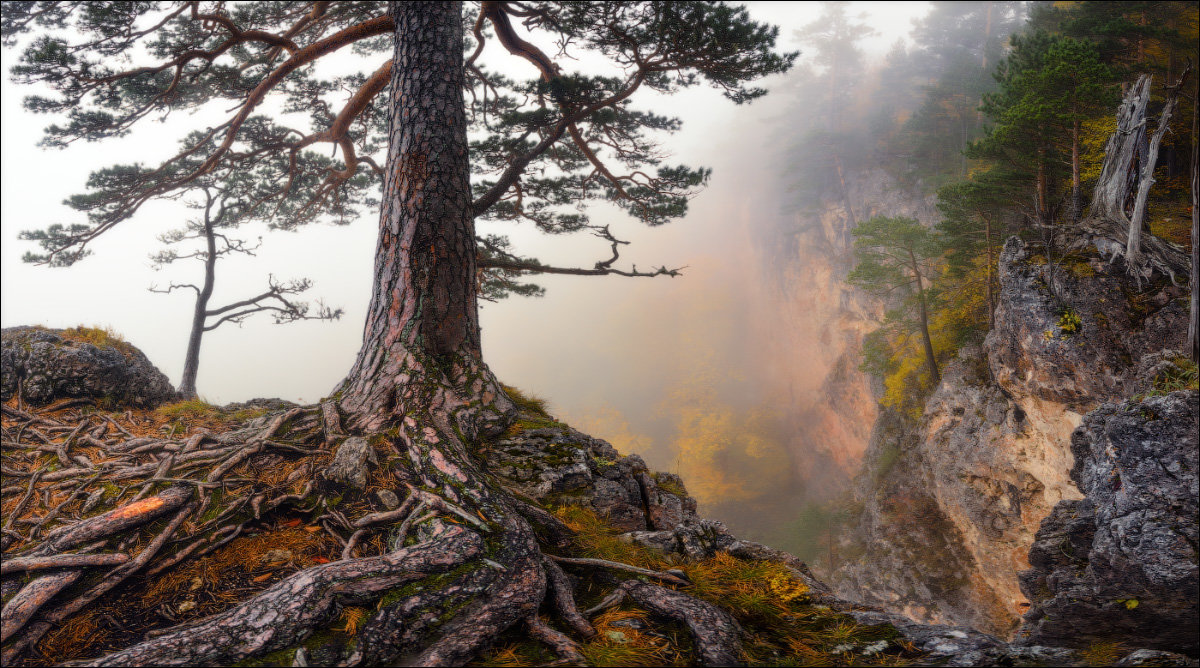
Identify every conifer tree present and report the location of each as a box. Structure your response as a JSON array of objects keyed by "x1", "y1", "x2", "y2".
[
  {"x1": 936, "y1": 170, "x2": 1021, "y2": 327},
  {"x1": 848, "y1": 215, "x2": 943, "y2": 385},
  {"x1": 0, "y1": 3, "x2": 793, "y2": 664},
  {"x1": 149, "y1": 180, "x2": 344, "y2": 399}
]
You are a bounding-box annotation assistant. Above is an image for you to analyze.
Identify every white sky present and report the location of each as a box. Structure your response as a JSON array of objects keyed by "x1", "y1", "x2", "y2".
[{"x1": 0, "y1": 2, "x2": 930, "y2": 405}]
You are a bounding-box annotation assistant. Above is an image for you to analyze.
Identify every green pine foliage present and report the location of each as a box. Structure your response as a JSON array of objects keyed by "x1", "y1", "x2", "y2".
[{"x1": 2, "y1": 1, "x2": 795, "y2": 298}]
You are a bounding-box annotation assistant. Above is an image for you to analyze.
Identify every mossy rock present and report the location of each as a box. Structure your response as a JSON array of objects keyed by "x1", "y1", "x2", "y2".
[{"x1": 1, "y1": 325, "x2": 176, "y2": 408}]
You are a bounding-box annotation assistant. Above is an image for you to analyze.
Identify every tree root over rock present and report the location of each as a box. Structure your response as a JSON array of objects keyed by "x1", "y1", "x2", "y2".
[{"x1": 0, "y1": 398, "x2": 791, "y2": 667}]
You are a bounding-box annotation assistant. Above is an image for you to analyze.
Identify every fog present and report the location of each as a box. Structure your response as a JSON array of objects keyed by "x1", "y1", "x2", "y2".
[{"x1": 0, "y1": 2, "x2": 931, "y2": 556}]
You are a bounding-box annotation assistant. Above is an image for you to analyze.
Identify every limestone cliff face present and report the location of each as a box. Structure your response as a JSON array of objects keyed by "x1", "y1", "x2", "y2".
[
  {"x1": 764, "y1": 170, "x2": 935, "y2": 495},
  {"x1": 832, "y1": 235, "x2": 1191, "y2": 639}
]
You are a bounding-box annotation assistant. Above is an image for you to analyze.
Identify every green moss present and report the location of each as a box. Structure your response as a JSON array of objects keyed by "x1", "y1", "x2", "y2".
[
  {"x1": 375, "y1": 562, "x2": 482, "y2": 611},
  {"x1": 650, "y1": 472, "x2": 687, "y2": 497},
  {"x1": 157, "y1": 399, "x2": 221, "y2": 420},
  {"x1": 873, "y1": 444, "x2": 902, "y2": 481},
  {"x1": 233, "y1": 646, "x2": 297, "y2": 667},
  {"x1": 230, "y1": 407, "x2": 272, "y2": 422},
  {"x1": 41, "y1": 325, "x2": 138, "y2": 357},
  {"x1": 1149, "y1": 356, "x2": 1199, "y2": 395}
]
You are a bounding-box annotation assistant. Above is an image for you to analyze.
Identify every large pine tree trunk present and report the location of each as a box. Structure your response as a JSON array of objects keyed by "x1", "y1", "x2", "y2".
[
  {"x1": 336, "y1": 0, "x2": 511, "y2": 436},
  {"x1": 1190, "y1": 78, "x2": 1199, "y2": 363}
]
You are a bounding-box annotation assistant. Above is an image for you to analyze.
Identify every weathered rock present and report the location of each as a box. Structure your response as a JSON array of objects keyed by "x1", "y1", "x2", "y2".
[
  {"x1": 1018, "y1": 390, "x2": 1199, "y2": 654},
  {"x1": 483, "y1": 424, "x2": 698, "y2": 533},
  {"x1": 835, "y1": 233, "x2": 1192, "y2": 639},
  {"x1": 833, "y1": 396, "x2": 1019, "y2": 636},
  {"x1": 637, "y1": 472, "x2": 697, "y2": 530},
  {"x1": 986, "y1": 237, "x2": 1188, "y2": 411},
  {"x1": 324, "y1": 436, "x2": 375, "y2": 489},
  {"x1": 1114, "y1": 649, "x2": 1198, "y2": 666},
  {"x1": 374, "y1": 489, "x2": 401, "y2": 511},
  {"x1": 222, "y1": 397, "x2": 300, "y2": 414},
  {"x1": 0, "y1": 326, "x2": 175, "y2": 408},
  {"x1": 847, "y1": 610, "x2": 1085, "y2": 666}
]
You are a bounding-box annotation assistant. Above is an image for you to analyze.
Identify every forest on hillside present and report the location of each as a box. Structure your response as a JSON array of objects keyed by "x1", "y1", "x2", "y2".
[{"x1": 781, "y1": 0, "x2": 1197, "y2": 414}]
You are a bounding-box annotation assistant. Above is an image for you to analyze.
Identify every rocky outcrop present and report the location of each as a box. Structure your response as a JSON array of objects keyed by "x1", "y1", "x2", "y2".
[
  {"x1": 834, "y1": 234, "x2": 1192, "y2": 639},
  {"x1": 484, "y1": 414, "x2": 1196, "y2": 666},
  {"x1": 0, "y1": 326, "x2": 175, "y2": 408},
  {"x1": 483, "y1": 424, "x2": 697, "y2": 533},
  {"x1": 987, "y1": 237, "x2": 1188, "y2": 410},
  {"x1": 848, "y1": 609, "x2": 1195, "y2": 667},
  {"x1": 1018, "y1": 389, "x2": 1199, "y2": 653},
  {"x1": 2, "y1": 327, "x2": 1191, "y2": 666}
]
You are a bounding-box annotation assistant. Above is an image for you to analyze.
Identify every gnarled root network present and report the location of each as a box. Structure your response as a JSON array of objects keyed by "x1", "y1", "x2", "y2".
[{"x1": 1, "y1": 399, "x2": 745, "y2": 667}]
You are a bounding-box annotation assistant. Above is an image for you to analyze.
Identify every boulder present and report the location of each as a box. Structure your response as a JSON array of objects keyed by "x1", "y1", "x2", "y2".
[
  {"x1": 1018, "y1": 390, "x2": 1199, "y2": 654},
  {"x1": 1, "y1": 326, "x2": 175, "y2": 408}
]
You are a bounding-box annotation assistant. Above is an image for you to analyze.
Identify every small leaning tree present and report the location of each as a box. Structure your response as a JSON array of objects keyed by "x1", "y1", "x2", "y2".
[
  {"x1": 848, "y1": 215, "x2": 944, "y2": 386},
  {"x1": 149, "y1": 179, "x2": 344, "y2": 399},
  {"x1": 0, "y1": 2, "x2": 793, "y2": 665}
]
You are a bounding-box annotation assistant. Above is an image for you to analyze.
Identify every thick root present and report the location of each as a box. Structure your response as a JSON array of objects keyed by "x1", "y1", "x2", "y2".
[
  {"x1": 588, "y1": 580, "x2": 745, "y2": 667},
  {"x1": 73, "y1": 525, "x2": 483, "y2": 666},
  {"x1": 1, "y1": 570, "x2": 81, "y2": 644}
]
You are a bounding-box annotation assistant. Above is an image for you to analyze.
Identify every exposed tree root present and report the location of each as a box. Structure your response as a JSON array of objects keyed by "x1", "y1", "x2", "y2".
[
  {"x1": 548, "y1": 554, "x2": 690, "y2": 586},
  {"x1": 526, "y1": 613, "x2": 587, "y2": 664},
  {"x1": 76, "y1": 525, "x2": 482, "y2": 666},
  {"x1": 1, "y1": 553, "x2": 129, "y2": 574},
  {"x1": 542, "y1": 555, "x2": 596, "y2": 639},
  {"x1": 1, "y1": 570, "x2": 80, "y2": 644},
  {"x1": 587, "y1": 580, "x2": 745, "y2": 667},
  {"x1": 2, "y1": 393, "x2": 868, "y2": 667}
]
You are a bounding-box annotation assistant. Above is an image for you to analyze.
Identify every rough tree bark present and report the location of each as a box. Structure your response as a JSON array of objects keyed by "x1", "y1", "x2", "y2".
[
  {"x1": 334, "y1": 1, "x2": 511, "y2": 438},
  {"x1": 1190, "y1": 75, "x2": 1199, "y2": 363}
]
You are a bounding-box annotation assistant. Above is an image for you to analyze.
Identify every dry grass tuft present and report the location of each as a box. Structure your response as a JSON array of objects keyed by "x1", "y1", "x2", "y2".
[
  {"x1": 53, "y1": 325, "x2": 135, "y2": 357},
  {"x1": 580, "y1": 608, "x2": 675, "y2": 667},
  {"x1": 682, "y1": 552, "x2": 808, "y2": 624},
  {"x1": 156, "y1": 399, "x2": 221, "y2": 421},
  {"x1": 500, "y1": 384, "x2": 551, "y2": 417},
  {"x1": 338, "y1": 606, "x2": 371, "y2": 635},
  {"x1": 1081, "y1": 641, "x2": 1126, "y2": 666},
  {"x1": 554, "y1": 505, "x2": 671, "y2": 570}
]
